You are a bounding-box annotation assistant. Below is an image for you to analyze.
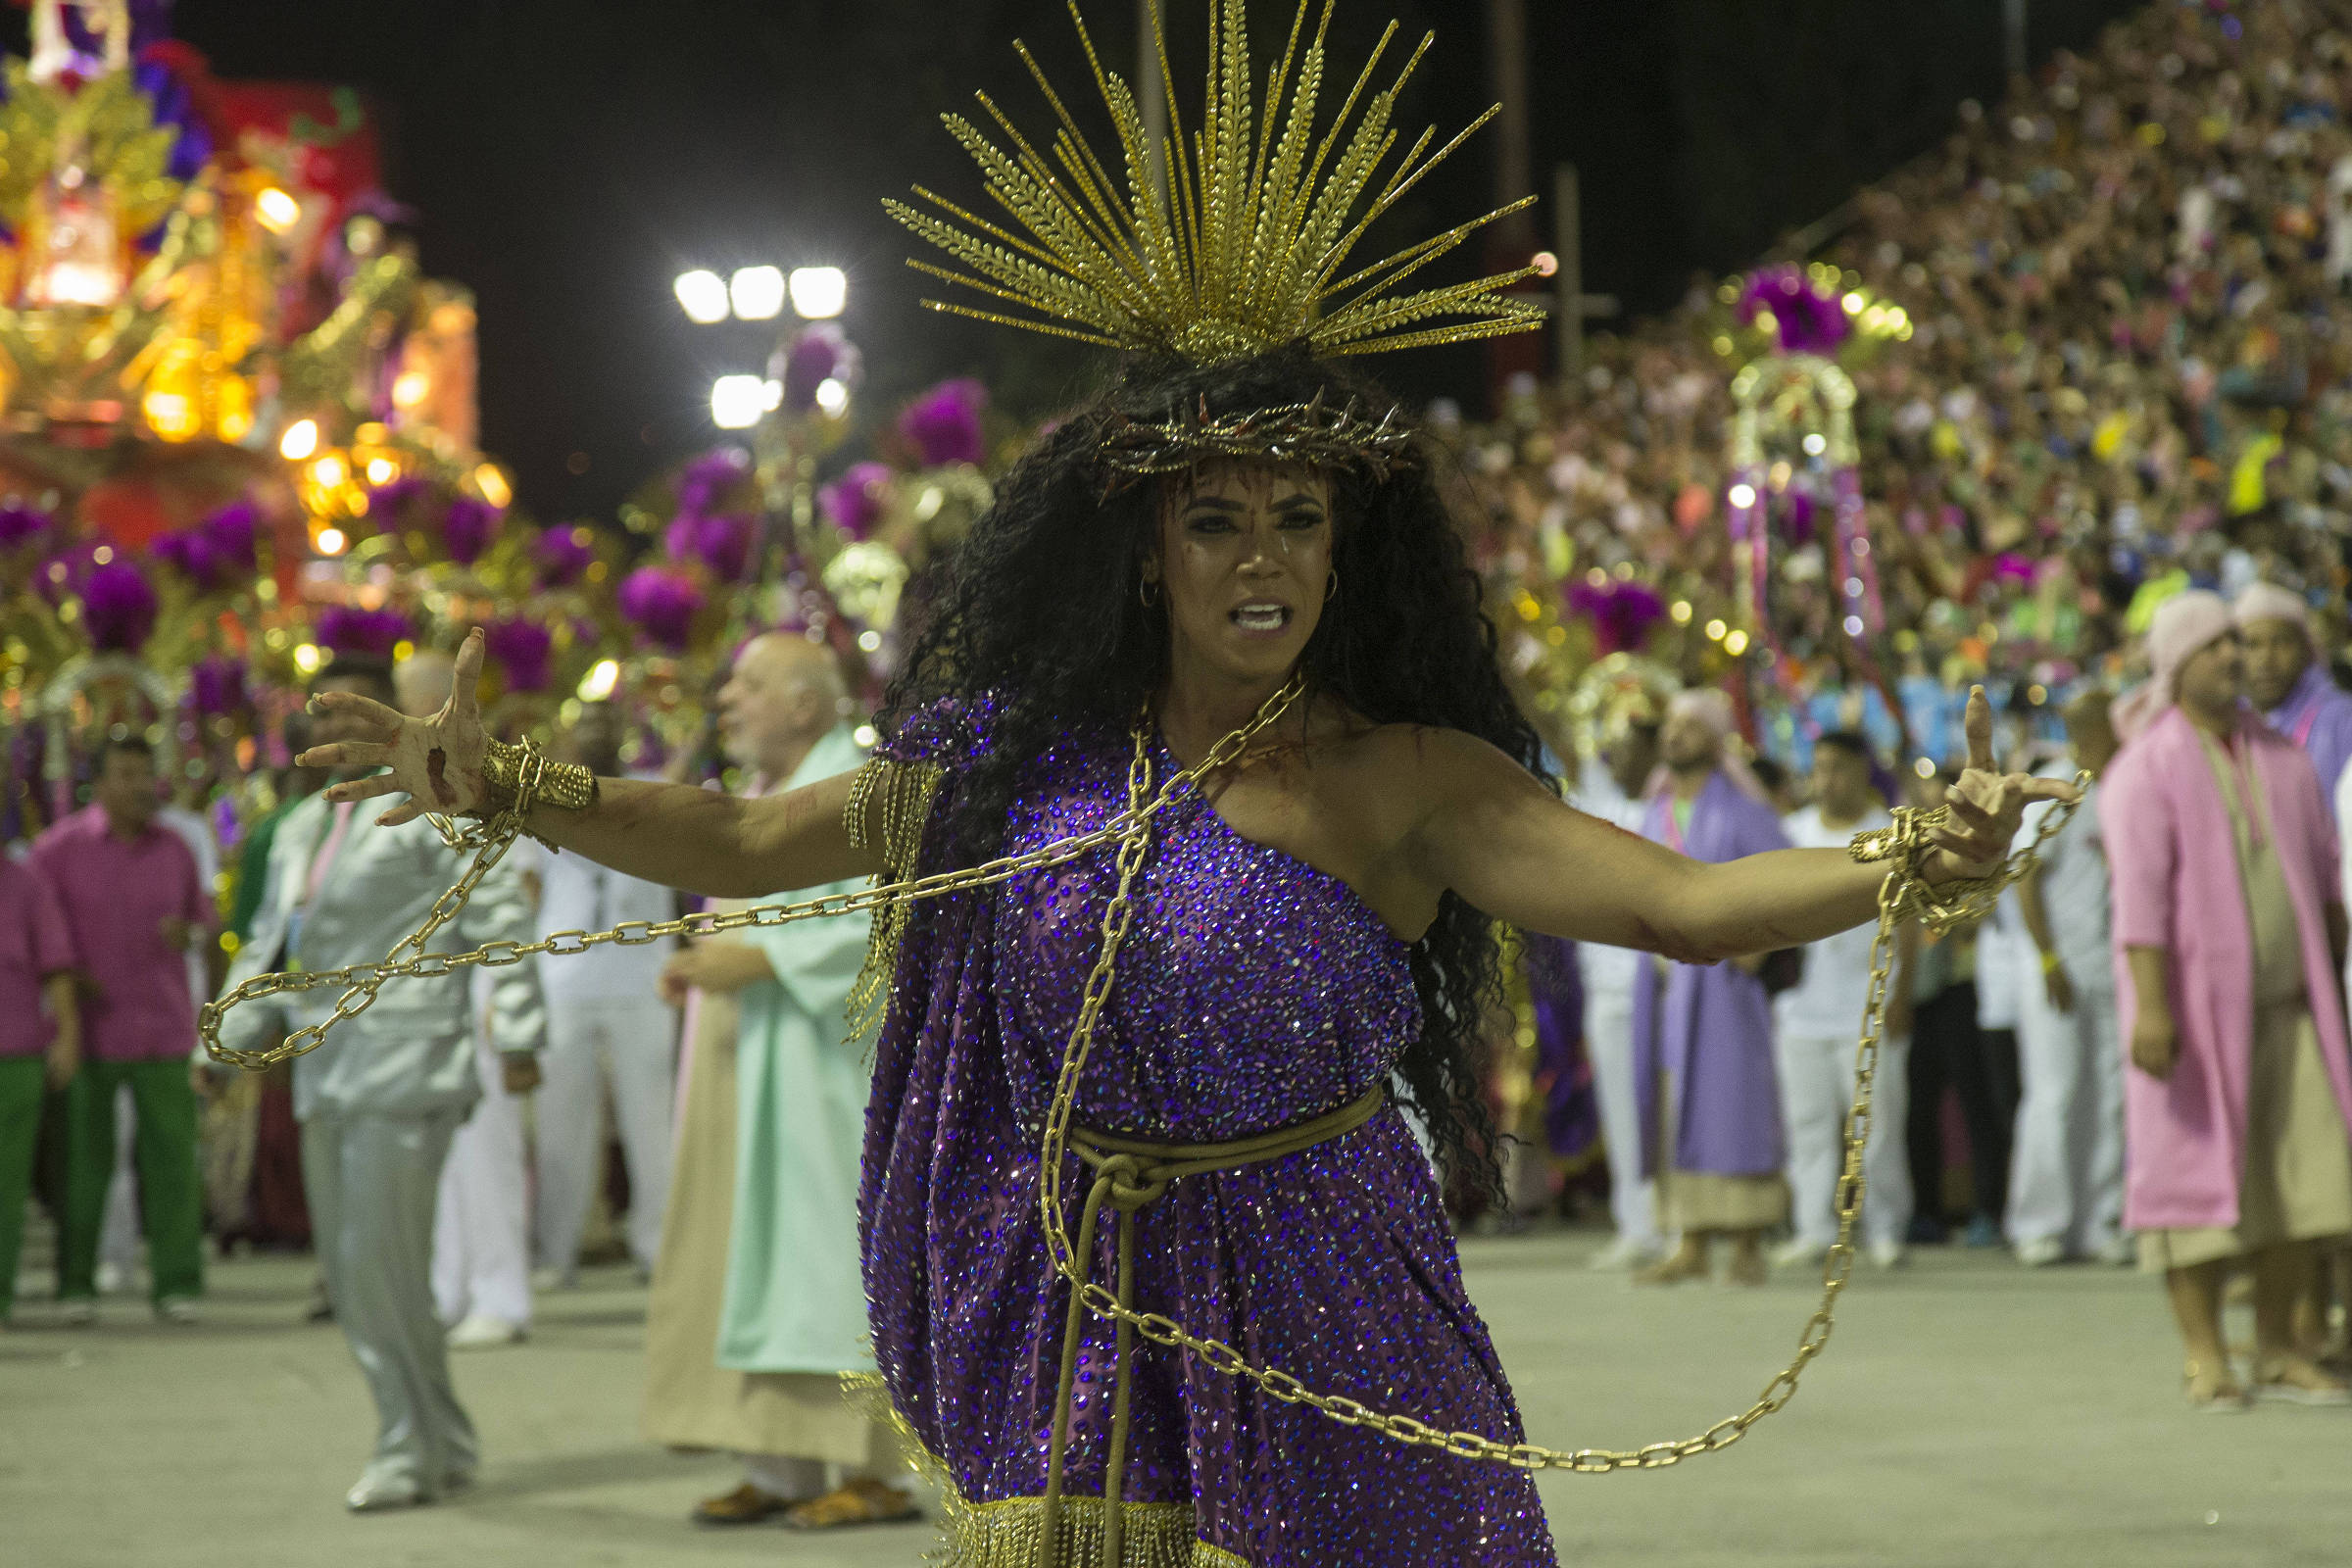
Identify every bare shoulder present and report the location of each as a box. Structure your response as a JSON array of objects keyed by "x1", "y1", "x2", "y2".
[{"x1": 1306, "y1": 716, "x2": 1545, "y2": 815}]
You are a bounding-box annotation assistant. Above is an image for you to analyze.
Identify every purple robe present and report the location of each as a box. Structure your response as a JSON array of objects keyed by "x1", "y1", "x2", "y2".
[
  {"x1": 1525, "y1": 932, "x2": 1598, "y2": 1159},
  {"x1": 2264, "y1": 661, "x2": 2352, "y2": 806},
  {"x1": 1630, "y1": 771, "x2": 1790, "y2": 1178},
  {"x1": 858, "y1": 708, "x2": 1556, "y2": 1566}
]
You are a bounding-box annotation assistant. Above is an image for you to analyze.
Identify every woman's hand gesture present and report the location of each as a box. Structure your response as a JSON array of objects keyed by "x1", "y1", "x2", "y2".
[
  {"x1": 300, "y1": 628, "x2": 492, "y2": 826},
  {"x1": 1926, "y1": 685, "x2": 2081, "y2": 878}
]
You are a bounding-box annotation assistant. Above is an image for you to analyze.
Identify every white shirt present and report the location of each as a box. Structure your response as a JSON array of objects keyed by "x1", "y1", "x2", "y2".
[
  {"x1": 1775, "y1": 802, "x2": 1892, "y2": 1039},
  {"x1": 2015, "y1": 773, "x2": 2110, "y2": 990},
  {"x1": 1569, "y1": 755, "x2": 1648, "y2": 997},
  {"x1": 514, "y1": 837, "x2": 679, "y2": 1004},
  {"x1": 159, "y1": 803, "x2": 220, "y2": 1014}
]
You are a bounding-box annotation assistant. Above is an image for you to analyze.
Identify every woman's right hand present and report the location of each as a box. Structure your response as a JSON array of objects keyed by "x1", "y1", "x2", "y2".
[
  {"x1": 2131, "y1": 1007, "x2": 2178, "y2": 1079},
  {"x1": 300, "y1": 627, "x2": 492, "y2": 826}
]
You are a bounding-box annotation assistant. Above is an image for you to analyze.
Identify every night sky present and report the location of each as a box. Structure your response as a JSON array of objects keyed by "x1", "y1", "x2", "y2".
[{"x1": 37, "y1": 0, "x2": 2141, "y2": 526}]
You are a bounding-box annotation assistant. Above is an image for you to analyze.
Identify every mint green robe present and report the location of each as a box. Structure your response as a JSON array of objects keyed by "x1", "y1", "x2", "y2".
[{"x1": 712, "y1": 723, "x2": 877, "y2": 1375}]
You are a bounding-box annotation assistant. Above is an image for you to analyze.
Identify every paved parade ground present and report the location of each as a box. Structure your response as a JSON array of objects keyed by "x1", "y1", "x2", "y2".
[{"x1": 6, "y1": 1232, "x2": 2349, "y2": 1568}]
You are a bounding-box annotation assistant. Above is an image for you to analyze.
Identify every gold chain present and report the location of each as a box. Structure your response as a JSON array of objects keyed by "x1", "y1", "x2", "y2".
[{"x1": 200, "y1": 702, "x2": 2083, "y2": 1476}]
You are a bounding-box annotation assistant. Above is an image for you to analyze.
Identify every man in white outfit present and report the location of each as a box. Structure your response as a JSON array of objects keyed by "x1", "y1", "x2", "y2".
[
  {"x1": 1771, "y1": 732, "x2": 1913, "y2": 1270},
  {"x1": 526, "y1": 702, "x2": 679, "y2": 1287},
  {"x1": 397, "y1": 649, "x2": 538, "y2": 1350},
  {"x1": 1569, "y1": 714, "x2": 1667, "y2": 1269},
  {"x1": 2007, "y1": 691, "x2": 2127, "y2": 1267}
]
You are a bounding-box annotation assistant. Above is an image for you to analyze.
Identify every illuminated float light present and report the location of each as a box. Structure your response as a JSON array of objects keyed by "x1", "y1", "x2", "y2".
[
  {"x1": 813, "y1": 377, "x2": 850, "y2": 416},
  {"x1": 674, "y1": 269, "x2": 730, "y2": 323},
  {"x1": 1723, "y1": 628, "x2": 1750, "y2": 656},
  {"x1": 728, "y1": 266, "x2": 786, "y2": 321},
  {"x1": 312, "y1": 455, "x2": 348, "y2": 487},
  {"x1": 279, "y1": 419, "x2": 319, "y2": 461},
  {"x1": 1841, "y1": 291, "x2": 1865, "y2": 315},
  {"x1": 315, "y1": 527, "x2": 348, "y2": 556},
  {"x1": 367, "y1": 458, "x2": 398, "y2": 485},
  {"x1": 391, "y1": 370, "x2": 430, "y2": 409},
  {"x1": 1801, "y1": 432, "x2": 1827, "y2": 456},
  {"x1": 292, "y1": 643, "x2": 323, "y2": 674},
  {"x1": 760, "y1": 378, "x2": 783, "y2": 411},
  {"x1": 255, "y1": 187, "x2": 302, "y2": 233},
  {"x1": 142, "y1": 390, "x2": 198, "y2": 440},
  {"x1": 472, "y1": 465, "x2": 514, "y2": 509},
  {"x1": 1914, "y1": 757, "x2": 1937, "y2": 779},
  {"x1": 1669, "y1": 600, "x2": 1692, "y2": 625},
  {"x1": 853, "y1": 723, "x2": 878, "y2": 748},
  {"x1": 1843, "y1": 615, "x2": 1866, "y2": 636},
  {"x1": 1530, "y1": 251, "x2": 1558, "y2": 277},
  {"x1": 577, "y1": 659, "x2": 620, "y2": 702},
  {"x1": 710, "y1": 374, "x2": 767, "y2": 429},
  {"x1": 1703, "y1": 618, "x2": 1727, "y2": 641},
  {"x1": 788, "y1": 266, "x2": 848, "y2": 319},
  {"x1": 1727, "y1": 483, "x2": 1757, "y2": 510}
]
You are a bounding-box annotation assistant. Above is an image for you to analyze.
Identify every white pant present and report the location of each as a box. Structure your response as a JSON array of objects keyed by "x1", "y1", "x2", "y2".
[
  {"x1": 534, "y1": 994, "x2": 677, "y2": 1275},
  {"x1": 2006, "y1": 977, "x2": 2124, "y2": 1252},
  {"x1": 431, "y1": 1030, "x2": 532, "y2": 1327},
  {"x1": 1773, "y1": 1032, "x2": 1913, "y2": 1250},
  {"x1": 1586, "y1": 983, "x2": 1659, "y2": 1249}
]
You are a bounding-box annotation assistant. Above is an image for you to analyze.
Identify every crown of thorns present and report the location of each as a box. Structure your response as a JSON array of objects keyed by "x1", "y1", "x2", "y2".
[{"x1": 1096, "y1": 391, "x2": 1417, "y2": 490}]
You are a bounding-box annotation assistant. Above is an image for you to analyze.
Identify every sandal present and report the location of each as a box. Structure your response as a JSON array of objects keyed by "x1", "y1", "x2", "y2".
[
  {"x1": 781, "y1": 1476, "x2": 921, "y2": 1530},
  {"x1": 2251, "y1": 1354, "x2": 2352, "y2": 1407},
  {"x1": 2183, "y1": 1359, "x2": 2252, "y2": 1413},
  {"x1": 1632, "y1": 1246, "x2": 1710, "y2": 1288}
]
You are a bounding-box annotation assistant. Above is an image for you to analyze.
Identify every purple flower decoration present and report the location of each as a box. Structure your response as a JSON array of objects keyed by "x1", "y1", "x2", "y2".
[
  {"x1": 154, "y1": 522, "x2": 236, "y2": 589},
  {"x1": 817, "y1": 461, "x2": 894, "y2": 540},
  {"x1": 366, "y1": 475, "x2": 434, "y2": 523},
  {"x1": 675, "y1": 448, "x2": 751, "y2": 518},
  {"x1": 316, "y1": 604, "x2": 412, "y2": 661},
  {"x1": 1563, "y1": 577, "x2": 1667, "y2": 657},
  {"x1": 1738, "y1": 266, "x2": 1849, "y2": 358},
  {"x1": 899, "y1": 377, "x2": 987, "y2": 468},
  {"x1": 188, "y1": 656, "x2": 248, "y2": 715},
  {"x1": 617, "y1": 565, "x2": 707, "y2": 652},
  {"x1": 484, "y1": 617, "x2": 555, "y2": 693},
  {"x1": 779, "y1": 323, "x2": 855, "y2": 413},
  {"x1": 82, "y1": 561, "x2": 159, "y2": 652},
  {"x1": 0, "y1": 503, "x2": 51, "y2": 550},
  {"x1": 441, "y1": 497, "x2": 502, "y2": 565},
  {"x1": 34, "y1": 542, "x2": 101, "y2": 605},
  {"x1": 202, "y1": 502, "x2": 259, "y2": 570},
  {"x1": 664, "y1": 511, "x2": 757, "y2": 582},
  {"x1": 534, "y1": 524, "x2": 595, "y2": 588}
]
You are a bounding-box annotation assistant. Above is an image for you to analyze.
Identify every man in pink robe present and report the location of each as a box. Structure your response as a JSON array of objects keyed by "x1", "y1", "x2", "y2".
[{"x1": 2104, "y1": 591, "x2": 2352, "y2": 1409}]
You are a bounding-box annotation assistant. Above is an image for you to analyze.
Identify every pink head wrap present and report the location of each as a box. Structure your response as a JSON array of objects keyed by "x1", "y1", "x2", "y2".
[
  {"x1": 2232, "y1": 580, "x2": 2311, "y2": 636},
  {"x1": 2116, "y1": 589, "x2": 2234, "y2": 742}
]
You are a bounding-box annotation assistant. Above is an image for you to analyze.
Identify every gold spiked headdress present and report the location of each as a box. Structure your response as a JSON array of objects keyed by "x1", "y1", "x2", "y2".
[{"x1": 887, "y1": 0, "x2": 1545, "y2": 415}]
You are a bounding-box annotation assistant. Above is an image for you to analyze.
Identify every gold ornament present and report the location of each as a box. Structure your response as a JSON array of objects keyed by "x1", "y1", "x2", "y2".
[{"x1": 886, "y1": 0, "x2": 1546, "y2": 366}]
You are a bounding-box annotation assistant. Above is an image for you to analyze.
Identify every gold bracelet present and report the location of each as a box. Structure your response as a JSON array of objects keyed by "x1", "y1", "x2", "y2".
[{"x1": 481, "y1": 737, "x2": 599, "y2": 814}]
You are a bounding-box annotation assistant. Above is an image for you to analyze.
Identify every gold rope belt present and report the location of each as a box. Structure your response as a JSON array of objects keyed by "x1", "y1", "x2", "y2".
[{"x1": 1040, "y1": 1084, "x2": 1390, "y2": 1568}]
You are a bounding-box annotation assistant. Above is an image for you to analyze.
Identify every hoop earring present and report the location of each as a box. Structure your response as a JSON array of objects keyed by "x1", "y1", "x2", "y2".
[
  {"x1": 1324, "y1": 567, "x2": 1339, "y2": 603},
  {"x1": 1139, "y1": 574, "x2": 1160, "y2": 608}
]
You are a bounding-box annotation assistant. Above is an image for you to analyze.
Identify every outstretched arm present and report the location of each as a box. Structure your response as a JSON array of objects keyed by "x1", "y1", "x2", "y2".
[
  {"x1": 301, "y1": 629, "x2": 881, "y2": 899},
  {"x1": 1411, "y1": 688, "x2": 2075, "y2": 959}
]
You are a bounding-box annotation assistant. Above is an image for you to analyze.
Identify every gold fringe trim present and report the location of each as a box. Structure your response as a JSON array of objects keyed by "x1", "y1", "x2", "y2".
[
  {"x1": 844, "y1": 1373, "x2": 1254, "y2": 1568},
  {"x1": 845, "y1": 757, "x2": 945, "y2": 1044}
]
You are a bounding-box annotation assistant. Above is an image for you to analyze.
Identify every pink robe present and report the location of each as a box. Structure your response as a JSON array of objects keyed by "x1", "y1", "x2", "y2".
[{"x1": 2101, "y1": 706, "x2": 2352, "y2": 1231}]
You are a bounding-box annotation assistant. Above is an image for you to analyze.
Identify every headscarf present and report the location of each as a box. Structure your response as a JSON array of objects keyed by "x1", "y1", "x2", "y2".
[
  {"x1": 2231, "y1": 580, "x2": 2311, "y2": 637},
  {"x1": 1647, "y1": 686, "x2": 1769, "y2": 802},
  {"x1": 2115, "y1": 589, "x2": 2235, "y2": 742}
]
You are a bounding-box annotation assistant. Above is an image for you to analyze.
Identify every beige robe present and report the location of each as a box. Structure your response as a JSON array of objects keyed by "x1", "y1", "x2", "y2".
[{"x1": 638, "y1": 899, "x2": 899, "y2": 1467}]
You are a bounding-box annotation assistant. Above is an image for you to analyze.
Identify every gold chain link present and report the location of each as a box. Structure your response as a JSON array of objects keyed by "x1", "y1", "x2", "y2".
[{"x1": 200, "y1": 700, "x2": 2084, "y2": 1476}]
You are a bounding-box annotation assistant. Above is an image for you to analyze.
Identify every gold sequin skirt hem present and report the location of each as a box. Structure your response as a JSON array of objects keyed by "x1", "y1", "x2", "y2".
[{"x1": 846, "y1": 1373, "x2": 1254, "y2": 1567}]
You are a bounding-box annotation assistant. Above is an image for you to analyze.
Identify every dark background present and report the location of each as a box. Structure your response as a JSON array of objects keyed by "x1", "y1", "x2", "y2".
[{"x1": 19, "y1": 0, "x2": 2143, "y2": 520}]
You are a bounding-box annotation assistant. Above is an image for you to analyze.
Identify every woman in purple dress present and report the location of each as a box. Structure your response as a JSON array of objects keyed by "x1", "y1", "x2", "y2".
[{"x1": 296, "y1": 8, "x2": 2068, "y2": 1562}]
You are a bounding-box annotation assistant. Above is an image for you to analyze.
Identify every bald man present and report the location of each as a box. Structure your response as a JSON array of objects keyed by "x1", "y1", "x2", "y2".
[
  {"x1": 642, "y1": 633, "x2": 914, "y2": 1530},
  {"x1": 399, "y1": 648, "x2": 540, "y2": 1350}
]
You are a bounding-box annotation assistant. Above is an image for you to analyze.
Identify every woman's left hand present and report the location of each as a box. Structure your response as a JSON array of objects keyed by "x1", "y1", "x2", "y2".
[{"x1": 1926, "y1": 686, "x2": 2082, "y2": 880}]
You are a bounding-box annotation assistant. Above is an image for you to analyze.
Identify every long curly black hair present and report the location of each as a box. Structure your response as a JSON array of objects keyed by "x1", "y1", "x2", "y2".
[{"x1": 879, "y1": 344, "x2": 1545, "y2": 1197}]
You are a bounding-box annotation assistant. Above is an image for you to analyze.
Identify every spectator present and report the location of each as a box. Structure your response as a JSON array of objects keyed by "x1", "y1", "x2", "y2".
[
  {"x1": 0, "y1": 849, "x2": 77, "y2": 1326},
  {"x1": 30, "y1": 736, "x2": 212, "y2": 1325},
  {"x1": 1771, "y1": 731, "x2": 1913, "y2": 1271},
  {"x1": 2236, "y1": 581, "x2": 2352, "y2": 803}
]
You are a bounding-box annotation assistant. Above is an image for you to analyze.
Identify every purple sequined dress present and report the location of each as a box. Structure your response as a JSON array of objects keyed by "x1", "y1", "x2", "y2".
[{"x1": 860, "y1": 710, "x2": 1557, "y2": 1565}]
